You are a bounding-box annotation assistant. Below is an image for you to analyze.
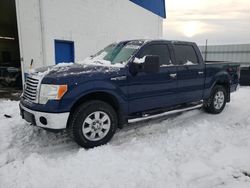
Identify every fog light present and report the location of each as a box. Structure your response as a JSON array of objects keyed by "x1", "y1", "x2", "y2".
[{"x1": 39, "y1": 116, "x2": 47, "y2": 125}]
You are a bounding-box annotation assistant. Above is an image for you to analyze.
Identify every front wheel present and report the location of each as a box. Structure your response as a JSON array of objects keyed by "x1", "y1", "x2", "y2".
[
  {"x1": 69, "y1": 100, "x2": 117, "y2": 148},
  {"x1": 203, "y1": 85, "x2": 227, "y2": 114}
]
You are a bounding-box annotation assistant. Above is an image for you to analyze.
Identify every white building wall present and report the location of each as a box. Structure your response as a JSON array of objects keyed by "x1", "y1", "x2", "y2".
[
  {"x1": 16, "y1": 0, "x2": 163, "y2": 73},
  {"x1": 15, "y1": 0, "x2": 44, "y2": 74}
]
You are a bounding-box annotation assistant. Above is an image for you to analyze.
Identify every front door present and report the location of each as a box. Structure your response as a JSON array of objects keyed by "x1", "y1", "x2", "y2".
[{"x1": 128, "y1": 43, "x2": 178, "y2": 114}]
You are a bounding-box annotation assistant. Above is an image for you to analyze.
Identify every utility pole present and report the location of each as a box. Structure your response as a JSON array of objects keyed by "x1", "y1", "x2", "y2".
[{"x1": 204, "y1": 39, "x2": 208, "y2": 62}]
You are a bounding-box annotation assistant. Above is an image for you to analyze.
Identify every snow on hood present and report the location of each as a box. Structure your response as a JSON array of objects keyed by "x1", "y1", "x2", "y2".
[
  {"x1": 29, "y1": 64, "x2": 71, "y2": 77},
  {"x1": 29, "y1": 62, "x2": 122, "y2": 78}
]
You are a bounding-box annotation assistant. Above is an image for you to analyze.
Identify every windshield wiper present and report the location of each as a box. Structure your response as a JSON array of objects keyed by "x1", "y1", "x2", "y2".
[{"x1": 94, "y1": 60, "x2": 104, "y2": 65}]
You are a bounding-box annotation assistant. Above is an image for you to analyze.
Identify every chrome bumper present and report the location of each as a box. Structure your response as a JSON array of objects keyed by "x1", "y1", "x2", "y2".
[{"x1": 20, "y1": 104, "x2": 69, "y2": 129}]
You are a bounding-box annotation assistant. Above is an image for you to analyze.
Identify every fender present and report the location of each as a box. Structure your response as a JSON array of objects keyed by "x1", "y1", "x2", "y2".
[
  {"x1": 62, "y1": 80, "x2": 128, "y2": 113},
  {"x1": 204, "y1": 70, "x2": 230, "y2": 100}
]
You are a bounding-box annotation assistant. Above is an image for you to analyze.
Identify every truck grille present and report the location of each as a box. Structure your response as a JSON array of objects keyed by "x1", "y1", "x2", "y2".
[{"x1": 23, "y1": 75, "x2": 40, "y2": 102}]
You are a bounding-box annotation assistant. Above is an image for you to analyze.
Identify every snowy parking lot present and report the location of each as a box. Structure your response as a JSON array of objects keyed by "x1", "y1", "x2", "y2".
[{"x1": 0, "y1": 87, "x2": 250, "y2": 188}]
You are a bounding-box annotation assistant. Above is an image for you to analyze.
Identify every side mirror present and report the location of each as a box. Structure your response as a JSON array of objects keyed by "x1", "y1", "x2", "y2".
[{"x1": 130, "y1": 55, "x2": 160, "y2": 75}]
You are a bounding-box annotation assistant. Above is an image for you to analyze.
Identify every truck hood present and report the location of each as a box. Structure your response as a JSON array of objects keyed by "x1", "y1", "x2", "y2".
[{"x1": 30, "y1": 63, "x2": 125, "y2": 84}]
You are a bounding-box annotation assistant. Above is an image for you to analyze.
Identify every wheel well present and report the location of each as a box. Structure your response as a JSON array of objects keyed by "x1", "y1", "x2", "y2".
[
  {"x1": 67, "y1": 92, "x2": 121, "y2": 128},
  {"x1": 215, "y1": 81, "x2": 230, "y2": 102}
]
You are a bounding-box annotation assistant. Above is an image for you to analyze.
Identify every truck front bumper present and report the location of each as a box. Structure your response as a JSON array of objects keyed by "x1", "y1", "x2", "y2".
[{"x1": 20, "y1": 103, "x2": 70, "y2": 130}]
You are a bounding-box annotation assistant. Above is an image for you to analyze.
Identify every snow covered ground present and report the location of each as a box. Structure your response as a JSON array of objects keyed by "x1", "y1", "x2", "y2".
[{"x1": 1, "y1": 87, "x2": 250, "y2": 188}]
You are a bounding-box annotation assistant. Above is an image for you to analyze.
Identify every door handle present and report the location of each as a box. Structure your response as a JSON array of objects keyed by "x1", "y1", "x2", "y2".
[
  {"x1": 198, "y1": 71, "x2": 204, "y2": 75},
  {"x1": 170, "y1": 73, "x2": 177, "y2": 78}
]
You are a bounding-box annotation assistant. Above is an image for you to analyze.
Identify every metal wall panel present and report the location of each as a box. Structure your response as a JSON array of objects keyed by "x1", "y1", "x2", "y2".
[{"x1": 199, "y1": 44, "x2": 250, "y2": 65}]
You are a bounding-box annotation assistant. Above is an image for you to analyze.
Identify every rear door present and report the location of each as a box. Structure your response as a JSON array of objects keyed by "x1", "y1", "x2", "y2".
[
  {"x1": 128, "y1": 43, "x2": 178, "y2": 114},
  {"x1": 172, "y1": 44, "x2": 205, "y2": 103}
]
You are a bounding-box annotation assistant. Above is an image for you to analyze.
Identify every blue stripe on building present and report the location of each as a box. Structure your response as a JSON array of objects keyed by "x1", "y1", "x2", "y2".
[{"x1": 130, "y1": 0, "x2": 166, "y2": 18}]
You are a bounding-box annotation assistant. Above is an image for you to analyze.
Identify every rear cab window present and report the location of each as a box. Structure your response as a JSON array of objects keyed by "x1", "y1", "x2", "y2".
[{"x1": 173, "y1": 44, "x2": 199, "y2": 65}]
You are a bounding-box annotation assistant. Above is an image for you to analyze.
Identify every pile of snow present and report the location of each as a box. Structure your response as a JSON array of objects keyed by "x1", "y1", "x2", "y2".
[
  {"x1": 1, "y1": 88, "x2": 250, "y2": 188},
  {"x1": 133, "y1": 56, "x2": 146, "y2": 64},
  {"x1": 54, "y1": 62, "x2": 75, "y2": 68},
  {"x1": 184, "y1": 60, "x2": 195, "y2": 65}
]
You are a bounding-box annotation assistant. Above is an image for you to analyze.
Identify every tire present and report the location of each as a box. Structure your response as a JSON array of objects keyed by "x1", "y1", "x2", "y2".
[
  {"x1": 69, "y1": 100, "x2": 117, "y2": 148},
  {"x1": 203, "y1": 85, "x2": 227, "y2": 114}
]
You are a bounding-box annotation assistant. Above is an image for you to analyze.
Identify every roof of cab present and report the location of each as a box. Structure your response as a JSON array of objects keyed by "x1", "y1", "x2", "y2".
[{"x1": 120, "y1": 39, "x2": 196, "y2": 45}]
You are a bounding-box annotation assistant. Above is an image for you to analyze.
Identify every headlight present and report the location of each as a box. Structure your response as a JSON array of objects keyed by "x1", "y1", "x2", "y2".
[{"x1": 39, "y1": 84, "x2": 68, "y2": 104}]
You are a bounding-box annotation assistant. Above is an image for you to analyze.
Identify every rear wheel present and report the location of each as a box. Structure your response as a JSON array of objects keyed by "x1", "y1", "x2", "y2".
[
  {"x1": 69, "y1": 100, "x2": 117, "y2": 148},
  {"x1": 203, "y1": 85, "x2": 227, "y2": 114}
]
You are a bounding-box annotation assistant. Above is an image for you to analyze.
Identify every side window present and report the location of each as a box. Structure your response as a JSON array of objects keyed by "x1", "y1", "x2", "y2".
[
  {"x1": 138, "y1": 44, "x2": 171, "y2": 66},
  {"x1": 173, "y1": 45, "x2": 198, "y2": 65}
]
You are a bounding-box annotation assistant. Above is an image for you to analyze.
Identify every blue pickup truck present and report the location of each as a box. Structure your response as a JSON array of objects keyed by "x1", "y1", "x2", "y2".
[{"x1": 20, "y1": 40, "x2": 240, "y2": 148}]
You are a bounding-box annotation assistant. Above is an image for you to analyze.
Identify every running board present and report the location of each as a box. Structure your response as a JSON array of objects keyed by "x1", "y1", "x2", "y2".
[{"x1": 128, "y1": 103, "x2": 203, "y2": 124}]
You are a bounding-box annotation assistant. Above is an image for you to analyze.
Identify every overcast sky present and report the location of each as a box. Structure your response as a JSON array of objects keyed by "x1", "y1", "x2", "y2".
[{"x1": 163, "y1": 0, "x2": 250, "y2": 45}]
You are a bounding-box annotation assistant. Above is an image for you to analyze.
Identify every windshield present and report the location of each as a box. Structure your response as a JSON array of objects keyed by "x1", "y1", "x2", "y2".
[{"x1": 81, "y1": 41, "x2": 144, "y2": 67}]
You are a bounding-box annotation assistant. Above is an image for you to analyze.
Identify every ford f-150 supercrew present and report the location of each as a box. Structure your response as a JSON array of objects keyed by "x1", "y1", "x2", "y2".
[{"x1": 20, "y1": 40, "x2": 240, "y2": 148}]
